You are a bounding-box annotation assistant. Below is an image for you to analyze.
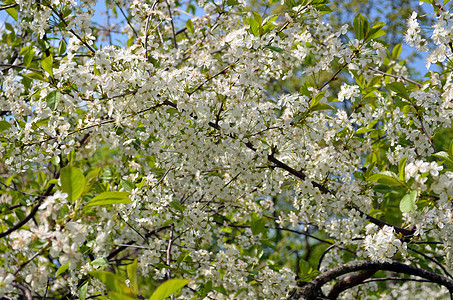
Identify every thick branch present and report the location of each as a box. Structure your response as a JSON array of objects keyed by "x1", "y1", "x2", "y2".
[
  {"x1": 11, "y1": 282, "x2": 32, "y2": 300},
  {"x1": 297, "y1": 260, "x2": 453, "y2": 299},
  {"x1": 327, "y1": 269, "x2": 377, "y2": 299}
]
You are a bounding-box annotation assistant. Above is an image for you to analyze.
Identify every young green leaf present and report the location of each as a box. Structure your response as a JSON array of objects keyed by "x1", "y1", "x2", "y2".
[
  {"x1": 56, "y1": 262, "x2": 69, "y2": 277},
  {"x1": 58, "y1": 39, "x2": 67, "y2": 55},
  {"x1": 387, "y1": 82, "x2": 410, "y2": 100},
  {"x1": 392, "y1": 43, "x2": 403, "y2": 59},
  {"x1": 251, "y1": 217, "x2": 265, "y2": 235},
  {"x1": 365, "y1": 21, "x2": 386, "y2": 42},
  {"x1": 89, "y1": 270, "x2": 131, "y2": 294},
  {"x1": 353, "y1": 13, "x2": 369, "y2": 40},
  {"x1": 400, "y1": 190, "x2": 417, "y2": 213},
  {"x1": 85, "y1": 191, "x2": 131, "y2": 207},
  {"x1": 46, "y1": 90, "x2": 61, "y2": 110},
  {"x1": 6, "y1": 7, "x2": 18, "y2": 21},
  {"x1": 60, "y1": 166, "x2": 86, "y2": 202},
  {"x1": 91, "y1": 257, "x2": 109, "y2": 267},
  {"x1": 246, "y1": 17, "x2": 260, "y2": 37},
  {"x1": 186, "y1": 19, "x2": 194, "y2": 33},
  {"x1": 398, "y1": 157, "x2": 408, "y2": 181},
  {"x1": 0, "y1": 120, "x2": 11, "y2": 132},
  {"x1": 265, "y1": 45, "x2": 284, "y2": 53},
  {"x1": 149, "y1": 279, "x2": 190, "y2": 300},
  {"x1": 41, "y1": 55, "x2": 53, "y2": 78},
  {"x1": 368, "y1": 171, "x2": 403, "y2": 186},
  {"x1": 127, "y1": 259, "x2": 139, "y2": 295}
]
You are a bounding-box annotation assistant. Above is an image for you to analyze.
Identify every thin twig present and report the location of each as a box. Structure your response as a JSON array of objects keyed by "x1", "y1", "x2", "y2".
[
  {"x1": 166, "y1": 224, "x2": 174, "y2": 281},
  {"x1": 0, "y1": 3, "x2": 18, "y2": 10},
  {"x1": 0, "y1": 180, "x2": 45, "y2": 198},
  {"x1": 362, "y1": 277, "x2": 431, "y2": 283},
  {"x1": 117, "y1": 4, "x2": 141, "y2": 44},
  {"x1": 22, "y1": 99, "x2": 173, "y2": 147},
  {"x1": 408, "y1": 245, "x2": 453, "y2": 279},
  {"x1": 0, "y1": 182, "x2": 56, "y2": 239},
  {"x1": 188, "y1": 59, "x2": 239, "y2": 96},
  {"x1": 164, "y1": 0, "x2": 177, "y2": 48},
  {"x1": 369, "y1": 67, "x2": 422, "y2": 87},
  {"x1": 47, "y1": 5, "x2": 96, "y2": 54},
  {"x1": 145, "y1": 14, "x2": 152, "y2": 59},
  {"x1": 0, "y1": 64, "x2": 41, "y2": 73},
  {"x1": 14, "y1": 242, "x2": 51, "y2": 276}
]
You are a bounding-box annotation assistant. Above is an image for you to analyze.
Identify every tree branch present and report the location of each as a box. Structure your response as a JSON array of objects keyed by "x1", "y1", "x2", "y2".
[
  {"x1": 369, "y1": 67, "x2": 422, "y2": 87},
  {"x1": 0, "y1": 182, "x2": 56, "y2": 239},
  {"x1": 327, "y1": 269, "x2": 377, "y2": 299},
  {"x1": 297, "y1": 260, "x2": 453, "y2": 299}
]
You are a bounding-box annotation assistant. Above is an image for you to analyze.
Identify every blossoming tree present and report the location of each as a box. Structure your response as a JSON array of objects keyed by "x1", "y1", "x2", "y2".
[{"x1": 1, "y1": 0, "x2": 453, "y2": 298}]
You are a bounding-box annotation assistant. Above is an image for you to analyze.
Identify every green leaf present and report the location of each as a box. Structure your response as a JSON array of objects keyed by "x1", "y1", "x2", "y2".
[
  {"x1": 392, "y1": 43, "x2": 403, "y2": 59},
  {"x1": 58, "y1": 39, "x2": 67, "y2": 55},
  {"x1": 23, "y1": 48, "x2": 35, "y2": 68},
  {"x1": 299, "y1": 259, "x2": 310, "y2": 274},
  {"x1": 251, "y1": 217, "x2": 265, "y2": 235},
  {"x1": 400, "y1": 190, "x2": 417, "y2": 213},
  {"x1": 91, "y1": 257, "x2": 109, "y2": 267},
  {"x1": 265, "y1": 45, "x2": 284, "y2": 53},
  {"x1": 127, "y1": 259, "x2": 138, "y2": 295},
  {"x1": 149, "y1": 279, "x2": 190, "y2": 300},
  {"x1": 252, "y1": 11, "x2": 262, "y2": 26},
  {"x1": 46, "y1": 90, "x2": 61, "y2": 110},
  {"x1": 120, "y1": 178, "x2": 135, "y2": 191},
  {"x1": 433, "y1": 151, "x2": 453, "y2": 168},
  {"x1": 0, "y1": 120, "x2": 11, "y2": 132},
  {"x1": 387, "y1": 82, "x2": 410, "y2": 100},
  {"x1": 127, "y1": 35, "x2": 134, "y2": 47},
  {"x1": 310, "y1": 91, "x2": 325, "y2": 108},
  {"x1": 355, "y1": 73, "x2": 365, "y2": 89},
  {"x1": 41, "y1": 55, "x2": 53, "y2": 78},
  {"x1": 365, "y1": 22, "x2": 386, "y2": 42},
  {"x1": 6, "y1": 7, "x2": 18, "y2": 21},
  {"x1": 60, "y1": 166, "x2": 86, "y2": 202},
  {"x1": 56, "y1": 262, "x2": 69, "y2": 277},
  {"x1": 355, "y1": 127, "x2": 373, "y2": 135},
  {"x1": 186, "y1": 19, "x2": 194, "y2": 33},
  {"x1": 5, "y1": 22, "x2": 13, "y2": 32},
  {"x1": 177, "y1": 251, "x2": 192, "y2": 265},
  {"x1": 353, "y1": 13, "x2": 369, "y2": 40},
  {"x1": 310, "y1": 103, "x2": 334, "y2": 112},
  {"x1": 170, "y1": 200, "x2": 184, "y2": 212},
  {"x1": 262, "y1": 14, "x2": 278, "y2": 26},
  {"x1": 85, "y1": 191, "x2": 131, "y2": 207},
  {"x1": 368, "y1": 171, "x2": 403, "y2": 186},
  {"x1": 246, "y1": 17, "x2": 260, "y2": 37},
  {"x1": 372, "y1": 184, "x2": 393, "y2": 194},
  {"x1": 433, "y1": 151, "x2": 450, "y2": 161},
  {"x1": 227, "y1": 0, "x2": 239, "y2": 5},
  {"x1": 78, "y1": 282, "x2": 88, "y2": 300},
  {"x1": 398, "y1": 157, "x2": 408, "y2": 181},
  {"x1": 22, "y1": 72, "x2": 48, "y2": 82},
  {"x1": 89, "y1": 271, "x2": 130, "y2": 293}
]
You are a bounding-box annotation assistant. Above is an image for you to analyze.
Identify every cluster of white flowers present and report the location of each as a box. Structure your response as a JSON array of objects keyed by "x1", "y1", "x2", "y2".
[
  {"x1": 337, "y1": 84, "x2": 360, "y2": 102},
  {"x1": 364, "y1": 226, "x2": 407, "y2": 263},
  {"x1": 405, "y1": 12, "x2": 428, "y2": 51}
]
